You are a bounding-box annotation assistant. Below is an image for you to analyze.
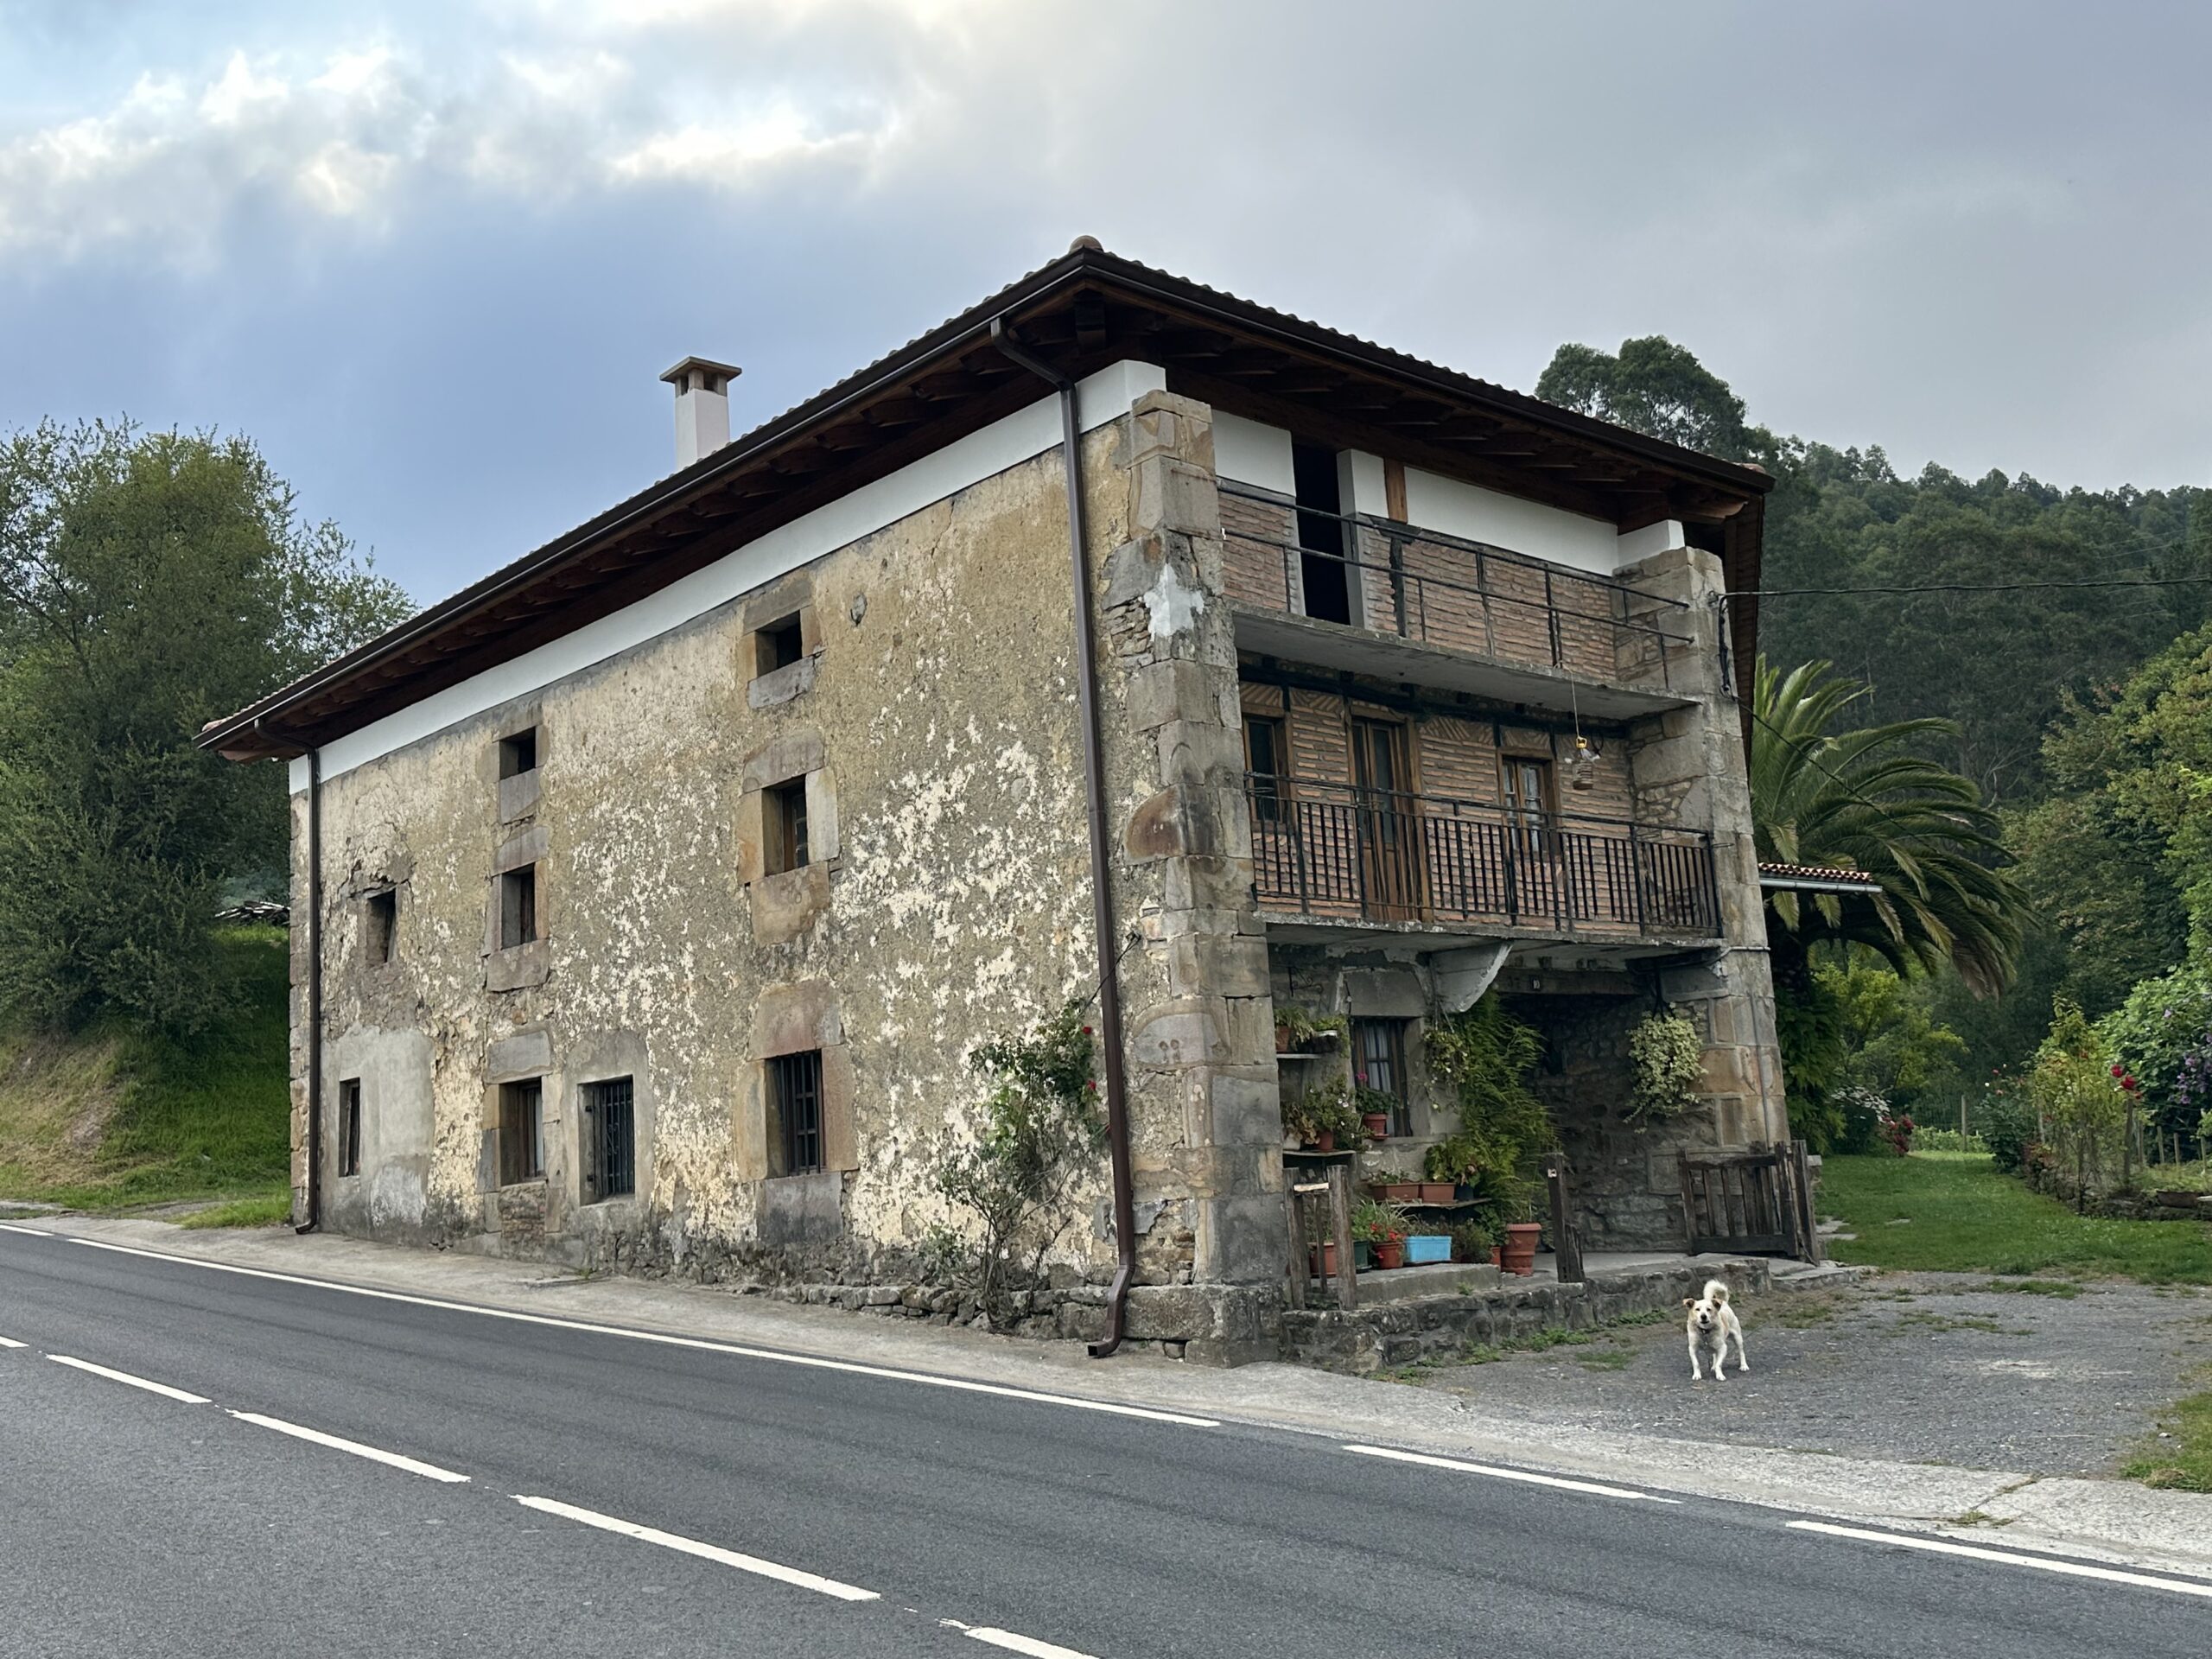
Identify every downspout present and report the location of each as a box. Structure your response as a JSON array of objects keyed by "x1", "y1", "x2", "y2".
[
  {"x1": 989, "y1": 318, "x2": 1138, "y2": 1358},
  {"x1": 293, "y1": 737, "x2": 324, "y2": 1235}
]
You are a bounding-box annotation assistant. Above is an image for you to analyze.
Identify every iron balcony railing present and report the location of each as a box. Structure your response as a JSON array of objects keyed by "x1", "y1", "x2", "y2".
[
  {"x1": 1218, "y1": 480, "x2": 1694, "y2": 690},
  {"x1": 1247, "y1": 774, "x2": 1719, "y2": 938}
]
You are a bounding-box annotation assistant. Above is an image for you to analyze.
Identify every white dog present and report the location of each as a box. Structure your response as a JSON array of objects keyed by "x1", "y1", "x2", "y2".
[{"x1": 1683, "y1": 1279, "x2": 1748, "y2": 1382}]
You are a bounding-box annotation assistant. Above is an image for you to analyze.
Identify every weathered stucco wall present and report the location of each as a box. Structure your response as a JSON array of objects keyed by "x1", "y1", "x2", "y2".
[{"x1": 289, "y1": 392, "x2": 1284, "y2": 1347}]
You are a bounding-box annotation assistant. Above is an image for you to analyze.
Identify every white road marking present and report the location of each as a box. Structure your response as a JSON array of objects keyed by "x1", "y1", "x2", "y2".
[
  {"x1": 0, "y1": 1223, "x2": 53, "y2": 1236},
  {"x1": 0, "y1": 1335, "x2": 27, "y2": 1349},
  {"x1": 228, "y1": 1410, "x2": 471, "y2": 1483},
  {"x1": 48, "y1": 1354, "x2": 210, "y2": 1404},
  {"x1": 964, "y1": 1629, "x2": 1102, "y2": 1658},
  {"x1": 1342, "y1": 1443, "x2": 1681, "y2": 1502},
  {"x1": 1787, "y1": 1521, "x2": 2212, "y2": 1599},
  {"x1": 512, "y1": 1495, "x2": 879, "y2": 1601},
  {"x1": 63, "y1": 1236, "x2": 1219, "y2": 1427}
]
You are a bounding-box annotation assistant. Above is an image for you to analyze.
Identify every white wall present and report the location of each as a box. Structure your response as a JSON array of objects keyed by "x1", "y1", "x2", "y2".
[
  {"x1": 1401, "y1": 467, "x2": 1622, "y2": 578},
  {"x1": 293, "y1": 359, "x2": 1168, "y2": 790},
  {"x1": 1212, "y1": 410, "x2": 1294, "y2": 495}
]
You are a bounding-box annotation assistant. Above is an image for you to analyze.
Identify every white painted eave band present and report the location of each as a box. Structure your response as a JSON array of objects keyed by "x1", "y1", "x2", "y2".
[{"x1": 291, "y1": 359, "x2": 1166, "y2": 791}]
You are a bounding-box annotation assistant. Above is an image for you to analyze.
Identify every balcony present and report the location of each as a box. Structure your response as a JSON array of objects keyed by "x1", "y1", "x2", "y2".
[
  {"x1": 1248, "y1": 775, "x2": 1719, "y2": 941},
  {"x1": 1219, "y1": 483, "x2": 1697, "y2": 720}
]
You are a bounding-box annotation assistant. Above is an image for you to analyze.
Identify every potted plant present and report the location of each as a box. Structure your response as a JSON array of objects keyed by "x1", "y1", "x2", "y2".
[
  {"x1": 1351, "y1": 1197, "x2": 1407, "y2": 1268},
  {"x1": 1280, "y1": 1093, "x2": 1314, "y2": 1152},
  {"x1": 1350, "y1": 1076, "x2": 1398, "y2": 1141},
  {"x1": 1274, "y1": 1006, "x2": 1349, "y2": 1055},
  {"x1": 1449, "y1": 1219, "x2": 1494, "y2": 1265},
  {"x1": 1425, "y1": 1132, "x2": 1481, "y2": 1202},
  {"x1": 1299, "y1": 1078, "x2": 1358, "y2": 1153},
  {"x1": 1501, "y1": 1206, "x2": 1542, "y2": 1277},
  {"x1": 1403, "y1": 1219, "x2": 1452, "y2": 1265}
]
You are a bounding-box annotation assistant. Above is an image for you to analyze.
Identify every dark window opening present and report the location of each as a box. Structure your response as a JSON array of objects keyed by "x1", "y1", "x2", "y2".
[
  {"x1": 585, "y1": 1077, "x2": 635, "y2": 1201},
  {"x1": 756, "y1": 613, "x2": 805, "y2": 675},
  {"x1": 499, "y1": 1078, "x2": 544, "y2": 1185},
  {"x1": 499, "y1": 727, "x2": 538, "y2": 779},
  {"x1": 765, "y1": 779, "x2": 810, "y2": 876},
  {"x1": 1352, "y1": 1017, "x2": 1414, "y2": 1138},
  {"x1": 1245, "y1": 715, "x2": 1287, "y2": 824},
  {"x1": 499, "y1": 865, "x2": 537, "y2": 950},
  {"x1": 1292, "y1": 442, "x2": 1351, "y2": 625},
  {"x1": 770, "y1": 1050, "x2": 824, "y2": 1176},
  {"x1": 1503, "y1": 756, "x2": 1554, "y2": 853},
  {"x1": 337, "y1": 1077, "x2": 362, "y2": 1177},
  {"x1": 365, "y1": 888, "x2": 397, "y2": 964}
]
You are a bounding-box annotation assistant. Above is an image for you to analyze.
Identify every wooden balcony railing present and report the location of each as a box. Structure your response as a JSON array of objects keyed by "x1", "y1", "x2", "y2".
[
  {"x1": 1248, "y1": 775, "x2": 1719, "y2": 938},
  {"x1": 1219, "y1": 481, "x2": 1694, "y2": 690}
]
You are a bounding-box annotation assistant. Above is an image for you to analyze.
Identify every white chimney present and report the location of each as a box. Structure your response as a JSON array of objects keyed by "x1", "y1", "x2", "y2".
[{"x1": 658, "y1": 355, "x2": 741, "y2": 469}]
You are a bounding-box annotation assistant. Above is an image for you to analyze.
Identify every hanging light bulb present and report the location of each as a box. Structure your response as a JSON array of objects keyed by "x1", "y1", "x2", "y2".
[{"x1": 1567, "y1": 733, "x2": 1599, "y2": 791}]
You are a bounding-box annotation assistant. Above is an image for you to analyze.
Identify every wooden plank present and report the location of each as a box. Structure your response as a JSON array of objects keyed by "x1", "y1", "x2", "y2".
[
  {"x1": 1547, "y1": 1162, "x2": 1583, "y2": 1286},
  {"x1": 1285, "y1": 1181, "x2": 1308, "y2": 1311},
  {"x1": 1328, "y1": 1164, "x2": 1357, "y2": 1313}
]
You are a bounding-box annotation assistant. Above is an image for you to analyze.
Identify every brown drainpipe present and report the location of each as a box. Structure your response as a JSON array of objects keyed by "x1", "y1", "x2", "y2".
[
  {"x1": 989, "y1": 318, "x2": 1137, "y2": 1358},
  {"x1": 264, "y1": 721, "x2": 324, "y2": 1236}
]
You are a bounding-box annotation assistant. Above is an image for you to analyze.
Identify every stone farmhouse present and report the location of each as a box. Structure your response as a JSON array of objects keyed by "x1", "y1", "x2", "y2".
[{"x1": 202, "y1": 243, "x2": 1783, "y2": 1363}]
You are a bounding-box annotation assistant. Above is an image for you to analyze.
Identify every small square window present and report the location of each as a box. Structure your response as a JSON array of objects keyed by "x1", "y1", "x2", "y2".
[
  {"x1": 337, "y1": 1078, "x2": 363, "y2": 1177},
  {"x1": 586, "y1": 1077, "x2": 635, "y2": 1201},
  {"x1": 765, "y1": 779, "x2": 809, "y2": 877},
  {"x1": 769, "y1": 1051, "x2": 823, "y2": 1175},
  {"x1": 365, "y1": 889, "x2": 397, "y2": 963},
  {"x1": 499, "y1": 866, "x2": 537, "y2": 949},
  {"x1": 755, "y1": 614, "x2": 804, "y2": 676},
  {"x1": 499, "y1": 1078, "x2": 544, "y2": 1185},
  {"x1": 499, "y1": 728, "x2": 539, "y2": 779}
]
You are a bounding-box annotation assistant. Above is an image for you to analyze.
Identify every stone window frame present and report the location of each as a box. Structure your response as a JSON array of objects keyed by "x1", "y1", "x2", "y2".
[
  {"x1": 496, "y1": 712, "x2": 544, "y2": 824},
  {"x1": 740, "y1": 980, "x2": 857, "y2": 1185},
  {"x1": 336, "y1": 1077, "x2": 363, "y2": 1178},
  {"x1": 497, "y1": 1077, "x2": 547, "y2": 1186},
  {"x1": 744, "y1": 572, "x2": 823, "y2": 711},
  {"x1": 734, "y1": 728, "x2": 837, "y2": 945},
  {"x1": 486, "y1": 823, "x2": 550, "y2": 992}
]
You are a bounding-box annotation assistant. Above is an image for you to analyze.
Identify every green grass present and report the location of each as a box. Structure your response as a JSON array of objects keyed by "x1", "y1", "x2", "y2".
[
  {"x1": 0, "y1": 928, "x2": 290, "y2": 1213},
  {"x1": 176, "y1": 1193, "x2": 292, "y2": 1230},
  {"x1": 1822, "y1": 1153, "x2": 2212, "y2": 1285},
  {"x1": 2123, "y1": 1373, "x2": 2212, "y2": 1493}
]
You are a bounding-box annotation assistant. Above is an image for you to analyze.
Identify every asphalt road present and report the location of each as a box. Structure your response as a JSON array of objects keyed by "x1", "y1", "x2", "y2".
[{"x1": 1, "y1": 1226, "x2": 2205, "y2": 1658}]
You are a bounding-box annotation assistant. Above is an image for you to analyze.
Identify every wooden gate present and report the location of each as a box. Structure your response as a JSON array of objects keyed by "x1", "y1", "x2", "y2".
[{"x1": 1679, "y1": 1141, "x2": 1822, "y2": 1262}]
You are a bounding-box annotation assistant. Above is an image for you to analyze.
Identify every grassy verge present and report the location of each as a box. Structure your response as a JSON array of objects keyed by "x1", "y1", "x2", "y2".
[
  {"x1": 2123, "y1": 1372, "x2": 2212, "y2": 1493},
  {"x1": 1821, "y1": 1152, "x2": 2212, "y2": 1284},
  {"x1": 0, "y1": 927, "x2": 289, "y2": 1213},
  {"x1": 176, "y1": 1194, "x2": 292, "y2": 1230}
]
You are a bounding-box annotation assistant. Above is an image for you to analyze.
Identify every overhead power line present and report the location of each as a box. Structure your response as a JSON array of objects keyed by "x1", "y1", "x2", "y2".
[{"x1": 1732, "y1": 574, "x2": 2212, "y2": 599}]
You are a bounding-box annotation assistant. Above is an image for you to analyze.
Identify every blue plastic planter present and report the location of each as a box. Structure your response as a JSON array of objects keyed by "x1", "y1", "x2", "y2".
[{"x1": 1402, "y1": 1235, "x2": 1451, "y2": 1265}]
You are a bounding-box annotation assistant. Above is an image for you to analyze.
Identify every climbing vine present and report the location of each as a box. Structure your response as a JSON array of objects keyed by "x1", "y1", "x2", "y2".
[{"x1": 1627, "y1": 1007, "x2": 1705, "y2": 1123}]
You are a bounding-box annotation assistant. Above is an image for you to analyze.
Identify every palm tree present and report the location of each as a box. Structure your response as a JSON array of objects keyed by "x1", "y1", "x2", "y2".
[{"x1": 1752, "y1": 658, "x2": 2029, "y2": 995}]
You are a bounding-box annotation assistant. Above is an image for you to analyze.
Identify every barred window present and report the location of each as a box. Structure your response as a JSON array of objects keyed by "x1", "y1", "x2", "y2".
[
  {"x1": 586, "y1": 1077, "x2": 635, "y2": 1201},
  {"x1": 770, "y1": 1051, "x2": 823, "y2": 1175}
]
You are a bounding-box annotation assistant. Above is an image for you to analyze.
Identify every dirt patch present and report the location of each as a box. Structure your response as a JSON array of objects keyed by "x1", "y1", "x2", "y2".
[
  {"x1": 0, "y1": 1032, "x2": 127, "y2": 1193},
  {"x1": 1407, "y1": 1271, "x2": 2212, "y2": 1478}
]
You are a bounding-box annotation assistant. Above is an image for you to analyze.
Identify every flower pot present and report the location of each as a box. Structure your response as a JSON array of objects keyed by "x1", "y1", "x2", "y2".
[
  {"x1": 1403, "y1": 1235, "x2": 1451, "y2": 1265},
  {"x1": 1490, "y1": 1245, "x2": 1502, "y2": 1268},
  {"x1": 1375, "y1": 1181, "x2": 1421, "y2": 1203},
  {"x1": 1453, "y1": 1182, "x2": 1475, "y2": 1201},
  {"x1": 1274, "y1": 1021, "x2": 1294, "y2": 1055},
  {"x1": 1314, "y1": 1129, "x2": 1335, "y2": 1153},
  {"x1": 1362, "y1": 1112, "x2": 1390, "y2": 1141},
  {"x1": 1419, "y1": 1181, "x2": 1455, "y2": 1205},
  {"x1": 1353, "y1": 1240, "x2": 1371, "y2": 1271},
  {"x1": 1306, "y1": 1240, "x2": 1339, "y2": 1279},
  {"x1": 1501, "y1": 1222, "x2": 1542, "y2": 1277},
  {"x1": 1373, "y1": 1237, "x2": 1406, "y2": 1270}
]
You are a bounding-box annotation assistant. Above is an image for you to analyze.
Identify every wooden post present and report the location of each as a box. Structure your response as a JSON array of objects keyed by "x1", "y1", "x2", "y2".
[
  {"x1": 1960, "y1": 1094, "x2": 1968, "y2": 1145},
  {"x1": 1546, "y1": 1162, "x2": 1583, "y2": 1285},
  {"x1": 1791, "y1": 1139, "x2": 1824, "y2": 1264},
  {"x1": 1327, "y1": 1164, "x2": 1357, "y2": 1312},
  {"x1": 1677, "y1": 1151, "x2": 1699, "y2": 1252},
  {"x1": 1284, "y1": 1181, "x2": 1310, "y2": 1311}
]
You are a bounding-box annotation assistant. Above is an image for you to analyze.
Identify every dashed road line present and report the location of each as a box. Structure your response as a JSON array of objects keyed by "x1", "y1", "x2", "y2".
[
  {"x1": 513, "y1": 1495, "x2": 880, "y2": 1601},
  {"x1": 1342, "y1": 1443, "x2": 1680, "y2": 1502},
  {"x1": 0, "y1": 1335, "x2": 27, "y2": 1349},
  {"x1": 58, "y1": 1236, "x2": 1219, "y2": 1427},
  {"x1": 47, "y1": 1354, "x2": 210, "y2": 1404},
  {"x1": 228, "y1": 1410, "x2": 471, "y2": 1483},
  {"x1": 963, "y1": 1628, "x2": 1103, "y2": 1658},
  {"x1": 1787, "y1": 1521, "x2": 2212, "y2": 1599}
]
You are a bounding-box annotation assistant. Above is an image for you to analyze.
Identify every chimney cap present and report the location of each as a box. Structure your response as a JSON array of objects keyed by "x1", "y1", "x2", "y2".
[{"x1": 659, "y1": 355, "x2": 743, "y2": 389}]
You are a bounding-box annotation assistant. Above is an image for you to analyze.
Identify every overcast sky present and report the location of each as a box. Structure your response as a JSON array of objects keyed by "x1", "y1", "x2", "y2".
[{"x1": 3, "y1": 0, "x2": 2206, "y2": 601}]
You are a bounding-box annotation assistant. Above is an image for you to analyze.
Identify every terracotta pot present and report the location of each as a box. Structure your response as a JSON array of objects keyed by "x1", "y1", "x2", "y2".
[
  {"x1": 1419, "y1": 1181, "x2": 1455, "y2": 1204},
  {"x1": 1376, "y1": 1181, "x2": 1421, "y2": 1203},
  {"x1": 1362, "y1": 1112, "x2": 1390, "y2": 1141},
  {"x1": 1314, "y1": 1129, "x2": 1335, "y2": 1153},
  {"x1": 1373, "y1": 1237, "x2": 1406, "y2": 1270},
  {"x1": 1306, "y1": 1240, "x2": 1338, "y2": 1279},
  {"x1": 1501, "y1": 1222, "x2": 1542, "y2": 1277},
  {"x1": 1490, "y1": 1246, "x2": 1502, "y2": 1268},
  {"x1": 1274, "y1": 1021, "x2": 1294, "y2": 1055}
]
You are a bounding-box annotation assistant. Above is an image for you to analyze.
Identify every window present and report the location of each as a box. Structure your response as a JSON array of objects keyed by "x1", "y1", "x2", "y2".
[
  {"x1": 765, "y1": 779, "x2": 810, "y2": 876},
  {"x1": 337, "y1": 1078, "x2": 363, "y2": 1177},
  {"x1": 1503, "y1": 755, "x2": 1553, "y2": 852},
  {"x1": 1292, "y1": 442, "x2": 1351, "y2": 625},
  {"x1": 585, "y1": 1077, "x2": 635, "y2": 1201},
  {"x1": 1244, "y1": 715, "x2": 1287, "y2": 824},
  {"x1": 499, "y1": 865, "x2": 537, "y2": 949},
  {"x1": 769, "y1": 1050, "x2": 824, "y2": 1175},
  {"x1": 499, "y1": 727, "x2": 538, "y2": 779},
  {"x1": 755, "y1": 613, "x2": 805, "y2": 676},
  {"x1": 499, "y1": 1079, "x2": 544, "y2": 1185},
  {"x1": 1352, "y1": 1017, "x2": 1414, "y2": 1137},
  {"x1": 365, "y1": 889, "x2": 397, "y2": 964}
]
